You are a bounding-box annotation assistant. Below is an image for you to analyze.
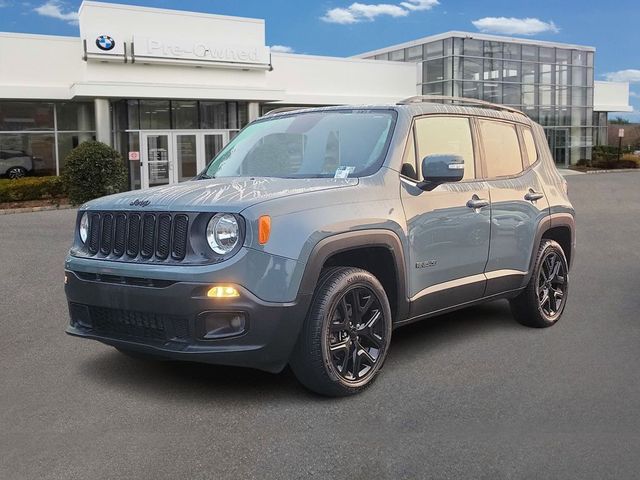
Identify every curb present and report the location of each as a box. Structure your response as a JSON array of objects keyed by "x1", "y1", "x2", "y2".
[
  {"x1": 583, "y1": 168, "x2": 639, "y2": 175},
  {"x1": 0, "y1": 204, "x2": 76, "y2": 215}
]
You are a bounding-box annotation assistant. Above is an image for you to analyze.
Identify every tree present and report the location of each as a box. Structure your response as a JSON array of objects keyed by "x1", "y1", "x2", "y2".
[{"x1": 610, "y1": 116, "x2": 631, "y2": 124}]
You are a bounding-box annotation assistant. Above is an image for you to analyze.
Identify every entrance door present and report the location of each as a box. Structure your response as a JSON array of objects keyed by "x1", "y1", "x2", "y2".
[
  {"x1": 203, "y1": 133, "x2": 227, "y2": 165},
  {"x1": 141, "y1": 133, "x2": 173, "y2": 188},
  {"x1": 140, "y1": 131, "x2": 230, "y2": 189},
  {"x1": 174, "y1": 133, "x2": 198, "y2": 182}
]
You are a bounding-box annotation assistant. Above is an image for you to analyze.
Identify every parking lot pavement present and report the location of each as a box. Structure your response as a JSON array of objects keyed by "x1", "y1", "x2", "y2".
[{"x1": 1, "y1": 171, "x2": 640, "y2": 479}]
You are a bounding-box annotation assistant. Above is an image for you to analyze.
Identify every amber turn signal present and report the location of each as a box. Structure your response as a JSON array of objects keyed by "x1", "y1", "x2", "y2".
[
  {"x1": 258, "y1": 215, "x2": 271, "y2": 245},
  {"x1": 207, "y1": 286, "x2": 240, "y2": 298}
]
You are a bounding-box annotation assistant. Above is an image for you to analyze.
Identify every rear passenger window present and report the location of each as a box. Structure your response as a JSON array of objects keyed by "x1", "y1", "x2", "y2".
[
  {"x1": 479, "y1": 120, "x2": 524, "y2": 177},
  {"x1": 522, "y1": 128, "x2": 538, "y2": 164},
  {"x1": 414, "y1": 116, "x2": 475, "y2": 180}
]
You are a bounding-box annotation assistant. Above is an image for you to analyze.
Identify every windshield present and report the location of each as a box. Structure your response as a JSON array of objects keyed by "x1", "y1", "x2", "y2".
[{"x1": 202, "y1": 109, "x2": 397, "y2": 179}]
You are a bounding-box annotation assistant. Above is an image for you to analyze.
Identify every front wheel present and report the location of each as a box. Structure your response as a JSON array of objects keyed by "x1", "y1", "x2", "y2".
[
  {"x1": 7, "y1": 167, "x2": 27, "y2": 179},
  {"x1": 290, "y1": 267, "x2": 392, "y2": 396},
  {"x1": 510, "y1": 239, "x2": 569, "y2": 328}
]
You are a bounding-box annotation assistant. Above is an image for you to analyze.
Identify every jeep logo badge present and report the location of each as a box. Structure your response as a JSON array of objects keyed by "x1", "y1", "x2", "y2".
[
  {"x1": 129, "y1": 199, "x2": 150, "y2": 207},
  {"x1": 96, "y1": 35, "x2": 115, "y2": 51}
]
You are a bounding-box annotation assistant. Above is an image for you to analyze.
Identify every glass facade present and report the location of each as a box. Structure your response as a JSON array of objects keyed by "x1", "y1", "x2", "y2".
[
  {"x1": 112, "y1": 99, "x2": 249, "y2": 189},
  {"x1": 0, "y1": 101, "x2": 95, "y2": 176},
  {"x1": 367, "y1": 36, "x2": 597, "y2": 165}
]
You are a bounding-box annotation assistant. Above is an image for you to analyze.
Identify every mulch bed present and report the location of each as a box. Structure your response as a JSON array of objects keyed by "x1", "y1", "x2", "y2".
[{"x1": 0, "y1": 198, "x2": 70, "y2": 210}]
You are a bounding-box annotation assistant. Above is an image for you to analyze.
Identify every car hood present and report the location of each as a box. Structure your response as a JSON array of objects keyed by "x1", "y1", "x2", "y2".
[{"x1": 81, "y1": 177, "x2": 359, "y2": 212}]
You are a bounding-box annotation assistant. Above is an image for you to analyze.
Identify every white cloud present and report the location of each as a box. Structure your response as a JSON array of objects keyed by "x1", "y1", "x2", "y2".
[
  {"x1": 399, "y1": 0, "x2": 438, "y2": 11},
  {"x1": 629, "y1": 91, "x2": 639, "y2": 98},
  {"x1": 322, "y1": 1, "x2": 430, "y2": 24},
  {"x1": 472, "y1": 17, "x2": 559, "y2": 35},
  {"x1": 270, "y1": 45, "x2": 295, "y2": 53},
  {"x1": 34, "y1": 1, "x2": 78, "y2": 24},
  {"x1": 604, "y1": 69, "x2": 640, "y2": 83}
]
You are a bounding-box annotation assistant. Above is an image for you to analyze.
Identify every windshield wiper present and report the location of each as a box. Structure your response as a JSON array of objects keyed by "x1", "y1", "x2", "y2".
[{"x1": 197, "y1": 173, "x2": 215, "y2": 180}]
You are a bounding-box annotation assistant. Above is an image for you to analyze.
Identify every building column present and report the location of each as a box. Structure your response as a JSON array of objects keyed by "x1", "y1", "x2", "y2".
[
  {"x1": 77, "y1": 103, "x2": 93, "y2": 144},
  {"x1": 94, "y1": 98, "x2": 112, "y2": 146},
  {"x1": 248, "y1": 102, "x2": 260, "y2": 122}
]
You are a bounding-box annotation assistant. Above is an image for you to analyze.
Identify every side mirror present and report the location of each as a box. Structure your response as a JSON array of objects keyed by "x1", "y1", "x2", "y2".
[{"x1": 417, "y1": 154, "x2": 465, "y2": 191}]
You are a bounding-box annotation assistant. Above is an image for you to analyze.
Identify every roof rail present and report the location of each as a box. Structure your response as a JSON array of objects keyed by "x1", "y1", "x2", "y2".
[
  {"x1": 262, "y1": 106, "x2": 308, "y2": 117},
  {"x1": 397, "y1": 95, "x2": 524, "y2": 115}
]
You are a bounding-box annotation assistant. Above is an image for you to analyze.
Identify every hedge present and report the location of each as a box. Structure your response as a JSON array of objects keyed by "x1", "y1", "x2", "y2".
[{"x1": 0, "y1": 176, "x2": 66, "y2": 203}]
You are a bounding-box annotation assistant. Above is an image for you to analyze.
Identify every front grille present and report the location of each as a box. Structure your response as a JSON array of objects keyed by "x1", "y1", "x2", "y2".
[
  {"x1": 113, "y1": 214, "x2": 126, "y2": 257},
  {"x1": 87, "y1": 305, "x2": 189, "y2": 342},
  {"x1": 86, "y1": 211, "x2": 190, "y2": 262}
]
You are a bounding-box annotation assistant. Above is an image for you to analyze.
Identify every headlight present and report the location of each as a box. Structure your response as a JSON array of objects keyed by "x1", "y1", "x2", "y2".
[
  {"x1": 79, "y1": 212, "x2": 89, "y2": 244},
  {"x1": 206, "y1": 213, "x2": 240, "y2": 255}
]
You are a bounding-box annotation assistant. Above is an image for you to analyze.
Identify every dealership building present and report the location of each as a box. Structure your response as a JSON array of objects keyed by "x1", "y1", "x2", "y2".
[{"x1": 0, "y1": 1, "x2": 631, "y2": 189}]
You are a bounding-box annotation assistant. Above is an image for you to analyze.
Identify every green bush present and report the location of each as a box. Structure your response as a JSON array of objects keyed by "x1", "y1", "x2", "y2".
[
  {"x1": 0, "y1": 176, "x2": 66, "y2": 203},
  {"x1": 61, "y1": 141, "x2": 127, "y2": 205}
]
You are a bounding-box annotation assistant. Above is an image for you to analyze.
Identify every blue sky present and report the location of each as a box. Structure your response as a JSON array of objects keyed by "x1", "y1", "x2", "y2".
[{"x1": 1, "y1": 0, "x2": 639, "y2": 118}]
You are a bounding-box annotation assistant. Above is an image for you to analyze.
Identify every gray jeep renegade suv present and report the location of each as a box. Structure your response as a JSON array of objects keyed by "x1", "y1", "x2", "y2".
[{"x1": 65, "y1": 97, "x2": 575, "y2": 396}]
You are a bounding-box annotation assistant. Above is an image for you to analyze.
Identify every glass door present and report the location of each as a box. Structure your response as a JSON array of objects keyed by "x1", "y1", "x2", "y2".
[
  {"x1": 141, "y1": 133, "x2": 174, "y2": 188},
  {"x1": 203, "y1": 131, "x2": 229, "y2": 169},
  {"x1": 139, "y1": 131, "x2": 231, "y2": 188},
  {"x1": 175, "y1": 134, "x2": 198, "y2": 182}
]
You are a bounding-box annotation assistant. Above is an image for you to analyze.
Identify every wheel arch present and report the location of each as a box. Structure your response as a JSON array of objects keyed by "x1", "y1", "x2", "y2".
[
  {"x1": 525, "y1": 213, "x2": 575, "y2": 284},
  {"x1": 297, "y1": 230, "x2": 410, "y2": 323}
]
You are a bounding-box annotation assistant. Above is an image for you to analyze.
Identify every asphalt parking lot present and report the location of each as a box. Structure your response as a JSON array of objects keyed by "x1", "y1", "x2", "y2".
[{"x1": 1, "y1": 171, "x2": 639, "y2": 479}]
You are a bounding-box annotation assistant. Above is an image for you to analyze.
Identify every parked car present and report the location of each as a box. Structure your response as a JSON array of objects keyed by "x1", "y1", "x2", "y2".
[
  {"x1": 64, "y1": 97, "x2": 575, "y2": 396},
  {"x1": 0, "y1": 149, "x2": 34, "y2": 178}
]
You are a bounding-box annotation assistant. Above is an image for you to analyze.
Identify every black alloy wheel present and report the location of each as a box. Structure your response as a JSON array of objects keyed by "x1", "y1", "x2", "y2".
[
  {"x1": 537, "y1": 251, "x2": 567, "y2": 319},
  {"x1": 326, "y1": 286, "x2": 386, "y2": 382}
]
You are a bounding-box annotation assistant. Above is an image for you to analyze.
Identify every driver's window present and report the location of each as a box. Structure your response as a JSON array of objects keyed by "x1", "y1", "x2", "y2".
[{"x1": 414, "y1": 116, "x2": 475, "y2": 180}]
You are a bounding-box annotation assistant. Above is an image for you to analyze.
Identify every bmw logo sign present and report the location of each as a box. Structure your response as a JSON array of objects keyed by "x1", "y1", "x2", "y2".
[{"x1": 96, "y1": 35, "x2": 115, "y2": 51}]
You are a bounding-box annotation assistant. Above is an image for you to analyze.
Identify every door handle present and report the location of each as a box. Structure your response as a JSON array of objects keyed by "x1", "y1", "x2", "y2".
[
  {"x1": 466, "y1": 195, "x2": 489, "y2": 210},
  {"x1": 524, "y1": 190, "x2": 544, "y2": 202}
]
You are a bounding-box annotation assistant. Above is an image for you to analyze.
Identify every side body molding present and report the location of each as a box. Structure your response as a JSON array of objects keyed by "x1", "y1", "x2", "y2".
[{"x1": 297, "y1": 229, "x2": 410, "y2": 323}]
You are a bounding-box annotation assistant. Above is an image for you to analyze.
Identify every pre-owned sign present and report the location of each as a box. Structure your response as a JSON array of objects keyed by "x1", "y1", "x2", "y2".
[{"x1": 133, "y1": 36, "x2": 270, "y2": 66}]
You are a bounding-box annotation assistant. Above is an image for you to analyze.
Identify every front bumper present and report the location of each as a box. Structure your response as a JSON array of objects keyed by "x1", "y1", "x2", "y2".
[{"x1": 64, "y1": 270, "x2": 311, "y2": 373}]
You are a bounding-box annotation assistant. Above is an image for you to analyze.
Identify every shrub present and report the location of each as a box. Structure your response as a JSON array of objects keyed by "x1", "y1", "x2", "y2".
[
  {"x1": 0, "y1": 176, "x2": 66, "y2": 203},
  {"x1": 622, "y1": 153, "x2": 640, "y2": 166},
  {"x1": 61, "y1": 141, "x2": 128, "y2": 205}
]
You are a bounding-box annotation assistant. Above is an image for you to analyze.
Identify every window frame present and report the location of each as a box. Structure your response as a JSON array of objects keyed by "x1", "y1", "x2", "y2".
[
  {"x1": 475, "y1": 117, "x2": 528, "y2": 180},
  {"x1": 400, "y1": 114, "x2": 482, "y2": 183}
]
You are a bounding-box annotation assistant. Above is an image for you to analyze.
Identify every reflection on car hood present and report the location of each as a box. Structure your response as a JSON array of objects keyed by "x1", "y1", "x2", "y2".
[{"x1": 81, "y1": 177, "x2": 359, "y2": 212}]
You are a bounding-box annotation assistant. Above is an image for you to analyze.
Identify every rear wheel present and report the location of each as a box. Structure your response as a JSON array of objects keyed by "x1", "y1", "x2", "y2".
[
  {"x1": 7, "y1": 167, "x2": 27, "y2": 179},
  {"x1": 510, "y1": 239, "x2": 569, "y2": 328},
  {"x1": 290, "y1": 267, "x2": 392, "y2": 396}
]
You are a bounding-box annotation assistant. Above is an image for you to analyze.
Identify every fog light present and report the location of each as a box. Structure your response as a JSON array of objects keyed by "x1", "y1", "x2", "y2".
[
  {"x1": 207, "y1": 286, "x2": 240, "y2": 298},
  {"x1": 69, "y1": 303, "x2": 92, "y2": 329},
  {"x1": 198, "y1": 312, "x2": 247, "y2": 339}
]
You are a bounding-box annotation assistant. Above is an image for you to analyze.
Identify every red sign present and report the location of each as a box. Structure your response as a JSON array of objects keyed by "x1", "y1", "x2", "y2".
[{"x1": 128, "y1": 151, "x2": 140, "y2": 161}]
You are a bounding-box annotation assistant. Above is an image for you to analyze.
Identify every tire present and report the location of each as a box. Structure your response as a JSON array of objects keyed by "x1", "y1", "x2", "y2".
[
  {"x1": 7, "y1": 167, "x2": 27, "y2": 179},
  {"x1": 290, "y1": 267, "x2": 393, "y2": 397},
  {"x1": 510, "y1": 239, "x2": 569, "y2": 328}
]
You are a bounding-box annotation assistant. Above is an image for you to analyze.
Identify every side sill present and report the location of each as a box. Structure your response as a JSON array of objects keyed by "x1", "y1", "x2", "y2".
[{"x1": 394, "y1": 287, "x2": 524, "y2": 329}]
